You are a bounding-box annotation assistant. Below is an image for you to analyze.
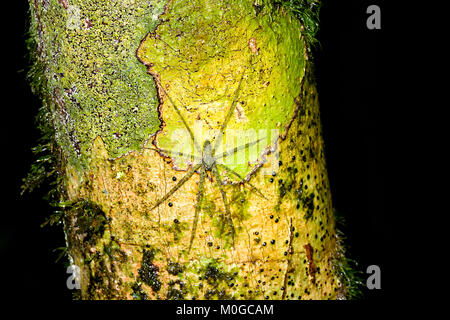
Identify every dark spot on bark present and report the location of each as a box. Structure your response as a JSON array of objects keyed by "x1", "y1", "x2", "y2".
[
  {"x1": 138, "y1": 248, "x2": 161, "y2": 292},
  {"x1": 167, "y1": 288, "x2": 184, "y2": 300},
  {"x1": 131, "y1": 282, "x2": 147, "y2": 300},
  {"x1": 167, "y1": 261, "x2": 184, "y2": 275},
  {"x1": 303, "y1": 193, "x2": 315, "y2": 221}
]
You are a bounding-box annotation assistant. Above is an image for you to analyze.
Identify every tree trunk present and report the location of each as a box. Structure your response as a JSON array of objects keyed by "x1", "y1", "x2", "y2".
[{"x1": 28, "y1": 0, "x2": 353, "y2": 300}]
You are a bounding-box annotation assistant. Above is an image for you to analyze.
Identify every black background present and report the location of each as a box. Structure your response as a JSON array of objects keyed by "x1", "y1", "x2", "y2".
[{"x1": 2, "y1": 0, "x2": 393, "y2": 306}]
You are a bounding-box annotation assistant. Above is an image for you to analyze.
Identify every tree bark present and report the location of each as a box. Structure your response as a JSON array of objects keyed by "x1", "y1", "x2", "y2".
[{"x1": 28, "y1": 0, "x2": 352, "y2": 300}]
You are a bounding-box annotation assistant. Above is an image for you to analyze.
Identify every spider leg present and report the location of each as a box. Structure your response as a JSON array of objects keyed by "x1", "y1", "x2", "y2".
[
  {"x1": 215, "y1": 136, "x2": 266, "y2": 161},
  {"x1": 150, "y1": 163, "x2": 201, "y2": 211},
  {"x1": 142, "y1": 147, "x2": 200, "y2": 162},
  {"x1": 212, "y1": 68, "x2": 247, "y2": 154},
  {"x1": 154, "y1": 78, "x2": 202, "y2": 153},
  {"x1": 216, "y1": 163, "x2": 267, "y2": 200},
  {"x1": 211, "y1": 164, "x2": 235, "y2": 247},
  {"x1": 188, "y1": 167, "x2": 206, "y2": 253}
]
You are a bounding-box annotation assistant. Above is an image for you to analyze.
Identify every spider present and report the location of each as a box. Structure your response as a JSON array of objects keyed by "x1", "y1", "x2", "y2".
[{"x1": 145, "y1": 69, "x2": 267, "y2": 253}]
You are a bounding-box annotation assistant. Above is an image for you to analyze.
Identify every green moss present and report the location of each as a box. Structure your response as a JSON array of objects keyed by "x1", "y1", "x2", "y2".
[
  {"x1": 333, "y1": 210, "x2": 364, "y2": 299},
  {"x1": 177, "y1": 257, "x2": 241, "y2": 299},
  {"x1": 22, "y1": 28, "x2": 61, "y2": 199},
  {"x1": 30, "y1": 0, "x2": 168, "y2": 171},
  {"x1": 272, "y1": 0, "x2": 321, "y2": 50},
  {"x1": 198, "y1": 258, "x2": 239, "y2": 299},
  {"x1": 26, "y1": 4, "x2": 49, "y2": 100},
  {"x1": 202, "y1": 261, "x2": 235, "y2": 284}
]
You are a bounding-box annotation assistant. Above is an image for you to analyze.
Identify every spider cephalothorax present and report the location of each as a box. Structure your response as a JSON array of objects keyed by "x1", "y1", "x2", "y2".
[
  {"x1": 201, "y1": 140, "x2": 215, "y2": 170},
  {"x1": 146, "y1": 69, "x2": 266, "y2": 253}
]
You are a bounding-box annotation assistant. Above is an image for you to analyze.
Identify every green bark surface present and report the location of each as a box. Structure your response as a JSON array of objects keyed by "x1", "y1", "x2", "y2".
[{"x1": 30, "y1": 0, "x2": 167, "y2": 169}]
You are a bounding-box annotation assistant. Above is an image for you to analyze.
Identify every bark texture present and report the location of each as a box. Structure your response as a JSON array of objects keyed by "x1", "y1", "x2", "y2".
[{"x1": 29, "y1": 0, "x2": 351, "y2": 300}]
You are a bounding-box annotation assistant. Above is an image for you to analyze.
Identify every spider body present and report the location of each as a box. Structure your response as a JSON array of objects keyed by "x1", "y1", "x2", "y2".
[{"x1": 202, "y1": 140, "x2": 215, "y2": 170}]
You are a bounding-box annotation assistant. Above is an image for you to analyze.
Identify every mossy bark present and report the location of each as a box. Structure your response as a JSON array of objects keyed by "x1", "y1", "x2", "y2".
[{"x1": 29, "y1": 0, "x2": 349, "y2": 300}]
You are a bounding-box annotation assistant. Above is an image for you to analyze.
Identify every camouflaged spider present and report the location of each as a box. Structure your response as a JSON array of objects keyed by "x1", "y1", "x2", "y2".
[{"x1": 145, "y1": 69, "x2": 266, "y2": 253}]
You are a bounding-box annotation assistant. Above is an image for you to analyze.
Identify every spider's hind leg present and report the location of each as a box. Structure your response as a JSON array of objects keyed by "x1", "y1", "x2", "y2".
[
  {"x1": 216, "y1": 163, "x2": 267, "y2": 200},
  {"x1": 211, "y1": 164, "x2": 235, "y2": 247},
  {"x1": 188, "y1": 167, "x2": 206, "y2": 253}
]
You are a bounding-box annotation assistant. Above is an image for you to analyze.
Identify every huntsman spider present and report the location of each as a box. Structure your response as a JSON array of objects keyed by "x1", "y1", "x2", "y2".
[{"x1": 145, "y1": 69, "x2": 267, "y2": 253}]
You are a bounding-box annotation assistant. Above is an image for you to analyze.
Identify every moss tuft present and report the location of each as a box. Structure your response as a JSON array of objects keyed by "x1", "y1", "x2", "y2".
[
  {"x1": 272, "y1": 0, "x2": 321, "y2": 51},
  {"x1": 333, "y1": 209, "x2": 364, "y2": 299}
]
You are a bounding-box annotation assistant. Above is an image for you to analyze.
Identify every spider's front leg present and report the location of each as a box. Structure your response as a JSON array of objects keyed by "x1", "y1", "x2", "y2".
[
  {"x1": 215, "y1": 136, "x2": 266, "y2": 161},
  {"x1": 211, "y1": 164, "x2": 235, "y2": 247},
  {"x1": 143, "y1": 146, "x2": 200, "y2": 163},
  {"x1": 212, "y1": 68, "x2": 246, "y2": 155}
]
